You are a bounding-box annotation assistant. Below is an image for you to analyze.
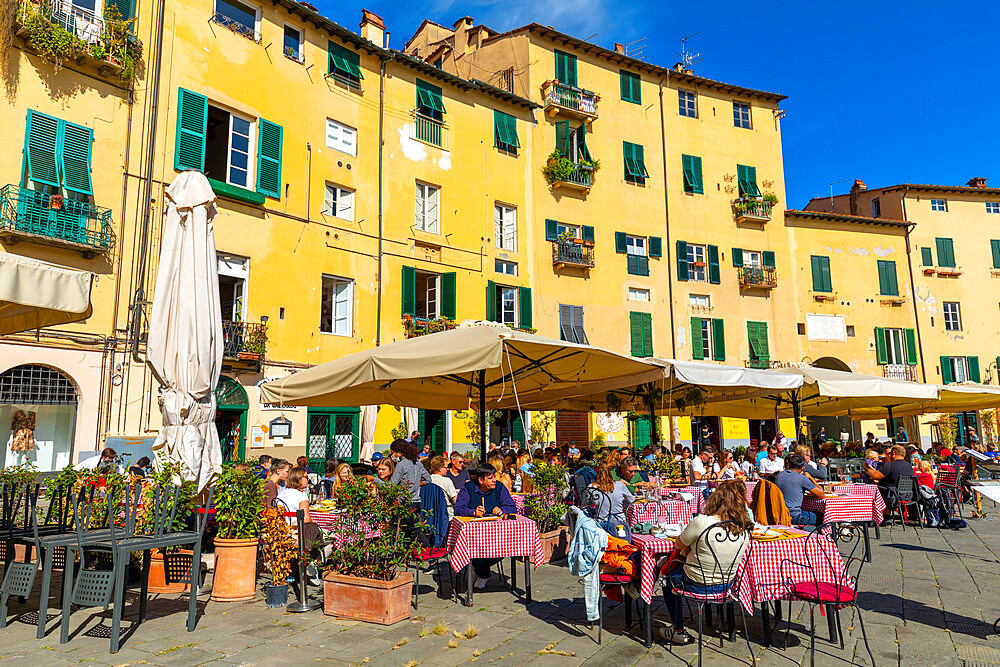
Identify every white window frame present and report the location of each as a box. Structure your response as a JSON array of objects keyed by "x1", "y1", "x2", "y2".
[
  {"x1": 320, "y1": 275, "x2": 354, "y2": 336},
  {"x1": 494, "y1": 259, "x2": 518, "y2": 276},
  {"x1": 217, "y1": 254, "x2": 248, "y2": 322},
  {"x1": 497, "y1": 285, "x2": 518, "y2": 326},
  {"x1": 626, "y1": 235, "x2": 646, "y2": 256},
  {"x1": 494, "y1": 203, "x2": 516, "y2": 251},
  {"x1": 414, "y1": 181, "x2": 440, "y2": 234},
  {"x1": 325, "y1": 118, "x2": 357, "y2": 156},
  {"x1": 689, "y1": 294, "x2": 710, "y2": 308},
  {"x1": 283, "y1": 23, "x2": 303, "y2": 62},
  {"x1": 885, "y1": 328, "x2": 905, "y2": 365},
  {"x1": 687, "y1": 243, "x2": 707, "y2": 282},
  {"x1": 931, "y1": 198, "x2": 947, "y2": 212},
  {"x1": 629, "y1": 287, "x2": 650, "y2": 302},
  {"x1": 742, "y1": 250, "x2": 762, "y2": 268},
  {"x1": 733, "y1": 101, "x2": 752, "y2": 129},
  {"x1": 678, "y1": 89, "x2": 697, "y2": 118},
  {"x1": 951, "y1": 356, "x2": 969, "y2": 383},
  {"x1": 417, "y1": 271, "x2": 440, "y2": 319},
  {"x1": 211, "y1": 107, "x2": 255, "y2": 189},
  {"x1": 943, "y1": 302, "x2": 962, "y2": 331},
  {"x1": 556, "y1": 222, "x2": 580, "y2": 239},
  {"x1": 699, "y1": 318, "x2": 713, "y2": 359},
  {"x1": 987, "y1": 202, "x2": 1000, "y2": 214},
  {"x1": 324, "y1": 183, "x2": 355, "y2": 222},
  {"x1": 214, "y1": 0, "x2": 261, "y2": 40}
]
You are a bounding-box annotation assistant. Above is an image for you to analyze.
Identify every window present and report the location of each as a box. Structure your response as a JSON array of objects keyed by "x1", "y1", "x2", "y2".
[
  {"x1": 620, "y1": 70, "x2": 640, "y2": 104},
  {"x1": 875, "y1": 327, "x2": 917, "y2": 366},
  {"x1": 495, "y1": 259, "x2": 518, "y2": 276},
  {"x1": 553, "y1": 221, "x2": 580, "y2": 240},
  {"x1": 920, "y1": 246, "x2": 933, "y2": 266},
  {"x1": 630, "y1": 288, "x2": 651, "y2": 302},
  {"x1": 328, "y1": 42, "x2": 364, "y2": 88},
  {"x1": 554, "y1": 121, "x2": 591, "y2": 164},
  {"x1": 742, "y1": 250, "x2": 762, "y2": 268},
  {"x1": 414, "y1": 182, "x2": 439, "y2": 233},
  {"x1": 497, "y1": 286, "x2": 516, "y2": 325},
  {"x1": 23, "y1": 110, "x2": 94, "y2": 196},
  {"x1": 871, "y1": 197, "x2": 881, "y2": 218},
  {"x1": 401, "y1": 267, "x2": 456, "y2": 320},
  {"x1": 283, "y1": 24, "x2": 302, "y2": 61},
  {"x1": 884, "y1": 328, "x2": 905, "y2": 365},
  {"x1": 623, "y1": 142, "x2": 649, "y2": 184},
  {"x1": 691, "y1": 317, "x2": 725, "y2": 361},
  {"x1": 810, "y1": 255, "x2": 832, "y2": 292},
  {"x1": 991, "y1": 240, "x2": 1000, "y2": 269},
  {"x1": 629, "y1": 312, "x2": 653, "y2": 357},
  {"x1": 324, "y1": 184, "x2": 354, "y2": 221},
  {"x1": 415, "y1": 79, "x2": 444, "y2": 121},
  {"x1": 931, "y1": 199, "x2": 947, "y2": 212},
  {"x1": 498, "y1": 67, "x2": 514, "y2": 93},
  {"x1": 935, "y1": 237, "x2": 956, "y2": 267},
  {"x1": 205, "y1": 104, "x2": 254, "y2": 189},
  {"x1": 213, "y1": 0, "x2": 260, "y2": 41},
  {"x1": 876, "y1": 260, "x2": 899, "y2": 296},
  {"x1": 682, "y1": 154, "x2": 703, "y2": 194},
  {"x1": 560, "y1": 305, "x2": 588, "y2": 344},
  {"x1": 626, "y1": 235, "x2": 646, "y2": 256},
  {"x1": 493, "y1": 110, "x2": 518, "y2": 153},
  {"x1": 487, "y1": 281, "x2": 531, "y2": 328},
  {"x1": 416, "y1": 272, "x2": 440, "y2": 319},
  {"x1": 325, "y1": 119, "x2": 357, "y2": 156},
  {"x1": 320, "y1": 276, "x2": 353, "y2": 335},
  {"x1": 688, "y1": 294, "x2": 710, "y2": 308},
  {"x1": 943, "y1": 302, "x2": 962, "y2": 331},
  {"x1": 625, "y1": 235, "x2": 648, "y2": 276},
  {"x1": 941, "y1": 356, "x2": 980, "y2": 383},
  {"x1": 217, "y1": 254, "x2": 247, "y2": 322},
  {"x1": 494, "y1": 203, "x2": 516, "y2": 251},
  {"x1": 733, "y1": 101, "x2": 751, "y2": 129},
  {"x1": 987, "y1": 202, "x2": 1000, "y2": 214},
  {"x1": 950, "y1": 357, "x2": 968, "y2": 383},
  {"x1": 736, "y1": 164, "x2": 760, "y2": 197},
  {"x1": 554, "y1": 49, "x2": 577, "y2": 87},
  {"x1": 747, "y1": 321, "x2": 770, "y2": 365},
  {"x1": 678, "y1": 89, "x2": 697, "y2": 117},
  {"x1": 687, "y1": 243, "x2": 707, "y2": 282}
]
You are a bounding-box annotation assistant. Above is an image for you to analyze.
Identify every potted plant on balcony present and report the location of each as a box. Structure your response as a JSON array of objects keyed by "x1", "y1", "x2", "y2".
[
  {"x1": 321, "y1": 478, "x2": 418, "y2": 625},
  {"x1": 762, "y1": 192, "x2": 779, "y2": 206},
  {"x1": 211, "y1": 462, "x2": 264, "y2": 602},
  {"x1": 260, "y1": 506, "x2": 297, "y2": 607},
  {"x1": 523, "y1": 461, "x2": 569, "y2": 564},
  {"x1": 543, "y1": 151, "x2": 575, "y2": 185},
  {"x1": 49, "y1": 194, "x2": 64, "y2": 211}
]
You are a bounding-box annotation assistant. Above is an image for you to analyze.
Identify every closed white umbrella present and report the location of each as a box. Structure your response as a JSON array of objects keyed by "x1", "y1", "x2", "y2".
[
  {"x1": 146, "y1": 172, "x2": 223, "y2": 492},
  {"x1": 359, "y1": 405, "x2": 378, "y2": 461}
]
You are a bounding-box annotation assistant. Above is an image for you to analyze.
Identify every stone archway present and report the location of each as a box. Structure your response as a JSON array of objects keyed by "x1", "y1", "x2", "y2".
[
  {"x1": 813, "y1": 356, "x2": 851, "y2": 372},
  {"x1": 809, "y1": 358, "x2": 857, "y2": 444},
  {"x1": 0, "y1": 364, "x2": 79, "y2": 471}
]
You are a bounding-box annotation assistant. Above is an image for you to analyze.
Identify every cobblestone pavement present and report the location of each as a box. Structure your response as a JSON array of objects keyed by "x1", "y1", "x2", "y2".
[{"x1": 4, "y1": 512, "x2": 1000, "y2": 666}]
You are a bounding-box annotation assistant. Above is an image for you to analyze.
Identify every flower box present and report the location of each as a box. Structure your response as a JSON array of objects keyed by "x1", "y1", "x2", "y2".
[{"x1": 322, "y1": 571, "x2": 413, "y2": 625}]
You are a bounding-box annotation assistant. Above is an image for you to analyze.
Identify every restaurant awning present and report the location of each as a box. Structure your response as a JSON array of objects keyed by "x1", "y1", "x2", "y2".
[
  {"x1": 0, "y1": 252, "x2": 93, "y2": 334},
  {"x1": 842, "y1": 382, "x2": 1000, "y2": 418}
]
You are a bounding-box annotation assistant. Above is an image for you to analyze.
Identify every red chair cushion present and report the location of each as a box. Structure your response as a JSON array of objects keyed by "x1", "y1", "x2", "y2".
[
  {"x1": 599, "y1": 572, "x2": 631, "y2": 584},
  {"x1": 789, "y1": 581, "x2": 856, "y2": 603},
  {"x1": 412, "y1": 547, "x2": 449, "y2": 560}
]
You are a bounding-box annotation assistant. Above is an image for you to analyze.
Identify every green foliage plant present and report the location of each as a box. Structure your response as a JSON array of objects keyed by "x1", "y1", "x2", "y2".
[
  {"x1": 390, "y1": 421, "x2": 408, "y2": 441},
  {"x1": 214, "y1": 462, "x2": 263, "y2": 539},
  {"x1": 524, "y1": 461, "x2": 567, "y2": 533}
]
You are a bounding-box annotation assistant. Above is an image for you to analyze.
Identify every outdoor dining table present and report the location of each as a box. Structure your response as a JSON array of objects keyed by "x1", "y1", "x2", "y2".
[
  {"x1": 624, "y1": 500, "x2": 693, "y2": 527},
  {"x1": 308, "y1": 510, "x2": 380, "y2": 547},
  {"x1": 655, "y1": 486, "x2": 702, "y2": 512},
  {"x1": 631, "y1": 526, "x2": 851, "y2": 648},
  {"x1": 446, "y1": 515, "x2": 544, "y2": 606}
]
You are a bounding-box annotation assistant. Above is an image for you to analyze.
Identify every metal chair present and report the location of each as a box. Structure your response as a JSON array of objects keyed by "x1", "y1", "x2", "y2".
[
  {"x1": 935, "y1": 466, "x2": 963, "y2": 521},
  {"x1": 885, "y1": 476, "x2": 922, "y2": 528},
  {"x1": 408, "y1": 520, "x2": 455, "y2": 610},
  {"x1": 780, "y1": 522, "x2": 875, "y2": 667},
  {"x1": 0, "y1": 486, "x2": 42, "y2": 627}
]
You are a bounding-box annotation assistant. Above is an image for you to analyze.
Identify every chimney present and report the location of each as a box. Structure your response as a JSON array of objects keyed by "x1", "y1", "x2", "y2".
[
  {"x1": 967, "y1": 176, "x2": 988, "y2": 189},
  {"x1": 452, "y1": 15, "x2": 474, "y2": 53},
  {"x1": 359, "y1": 9, "x2": 385, "y2": 46},
  {"x1": 849, "y1": 179, "x2": 867, "y2": 216},
  {"x1": 614, "y1": 43, "x2": 624, "y2": 54}
]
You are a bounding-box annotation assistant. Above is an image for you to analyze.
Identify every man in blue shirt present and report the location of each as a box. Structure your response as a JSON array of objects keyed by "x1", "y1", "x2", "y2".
[
  {"x1": 773, "y1": 454, "x2": 825, "y2": 526},
  {"x1": 454, "y1": 463, "x2": 517, "y2": 589},
  {"x1": 256, "y1": 454, "x2": 272, "y2": 480}
]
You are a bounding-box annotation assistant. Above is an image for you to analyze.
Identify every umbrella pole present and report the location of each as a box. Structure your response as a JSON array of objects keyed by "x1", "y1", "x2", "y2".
[
  {"x1": 887, "y1": 406, "x2": 894, "y2": 442},
  {"x1": 478, "y1": 370, "x2": 487, "y2": 461},
  {"x1": 792, "y1": 390, "x2": 802, "y2": 443}
]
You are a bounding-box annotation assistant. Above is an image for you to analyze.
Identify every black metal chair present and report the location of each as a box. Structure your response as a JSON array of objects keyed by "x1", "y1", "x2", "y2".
[
  {"x1": 934, "y1": 466, "x2": 962, "y2": 521},
  {"x1": 657, "y1": 520, "x2": 755, "y2": 667},
  {"x1": 779, "y1": 522, "x2": 875, "y2": 667},
  {"x1": 884, "y1": 476, "x2": 922, "y2": 528},
  {"x1": 0, "y1": 485, "x2": 42, "y2": 627}
]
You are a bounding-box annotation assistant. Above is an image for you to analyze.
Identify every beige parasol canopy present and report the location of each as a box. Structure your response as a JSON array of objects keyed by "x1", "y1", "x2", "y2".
[
  {"x1": 837, "y1": 382, "x2": 1000, "y2": 419},
  {"x1": 0, "y1": 252, "x2": 94, "y2": 334},
  {"x1": 146, "y1": 172, "x2": 224, "y2": 492}
]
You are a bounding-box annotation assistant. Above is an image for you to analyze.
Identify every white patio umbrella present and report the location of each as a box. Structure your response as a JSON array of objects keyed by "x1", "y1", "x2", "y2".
[
  {"x1": 146, "y1": 172, "x2": 223, "y2": 492},
  {"x1": 359, "y1": 405, "x2": 378, "y2": 461}
]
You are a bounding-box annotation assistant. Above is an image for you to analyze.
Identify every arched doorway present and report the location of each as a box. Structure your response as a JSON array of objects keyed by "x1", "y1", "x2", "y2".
[
  {"x1": 808, "y1": 358, "x2": 859, "y2": 444},
  {"x1": 813, "y1": 356, "x2": 851, "y2": 372},
  {"x1": 215, "y1": 376, "x2": 248, "y2": 462},
  {"x1": 0, "y1": 364, "x2": 78, "y2": 471}
]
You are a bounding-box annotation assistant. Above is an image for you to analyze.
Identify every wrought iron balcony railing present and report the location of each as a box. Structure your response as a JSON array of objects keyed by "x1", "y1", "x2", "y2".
[
  {"x1": 737, "y1": 266, "x2": 777, "y2": 289},
  {"x1": 552, "y1": 240, "x2": 595, "y2": 268},
  {"x1": 550, "y1": 164, "x2": 593, "y2": 192},
  {"x1": 542, "y1": 81, "x2": 599, "y2": 117},
  {"x1": 882, "y1": 363, "x2": 918, "y2": 381},
  {"x1": 222, "y1": 320, "x2": 267, "y2": 361},
  {"x1": 210, "y1": 11, "x2": 262, "y2": 43},
  {"x1": 732, "y1": 198, "x2": 774, "y2": 223},
  {"x1": 0, "y1": 184, "x2": 113, "y2": 255}
]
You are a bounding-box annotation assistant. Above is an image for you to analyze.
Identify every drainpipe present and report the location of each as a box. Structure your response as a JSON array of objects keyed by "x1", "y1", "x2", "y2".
[
  {"x1": 375, "y1": 54, "x2": 393, "y2": 346},
  {"x1": 657, "y1": 77, "x2": 676, "y2": 357},
  {"x1": 129, "y1": 0, "x2": 167, "y2": 362},
  {"x1": 900, "y1": 186, "x2": 926, "y2": 381}
]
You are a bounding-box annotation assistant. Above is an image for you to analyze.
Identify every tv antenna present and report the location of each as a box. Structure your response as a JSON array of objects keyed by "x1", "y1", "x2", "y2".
[
  {"x1": 625, "y1": 37, "x2": 646, "y2": 59},
  {"x1": 678, "y1": 33, "x2": 703, "y2": 68}
]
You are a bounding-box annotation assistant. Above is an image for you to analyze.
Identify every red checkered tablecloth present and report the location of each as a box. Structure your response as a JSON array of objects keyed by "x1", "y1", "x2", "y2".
[
  {"x1": 632, "y1": 528, "x2": 851, "y2": 614},
  {"x1": 310, "y1": 511, "x2": 380, "y2": 547},
  {"x1": 625, "y1": 500, "x2": 693, "y2": 527},
  {"x1": 655, "y1": 486, "x2": 703, "y2": 512},
  {"x1": 511, "y1": 493, "x2": 529, "y2": 515},
  {"x1": 834, "y1": 484, "x2": 880, "y2": 499},
  {"x1": 447, "y1": 516, "x2": 544, "y2": 573},
  {"x1": 802, "y1": 492, "x2": 886, "y2": 524}
]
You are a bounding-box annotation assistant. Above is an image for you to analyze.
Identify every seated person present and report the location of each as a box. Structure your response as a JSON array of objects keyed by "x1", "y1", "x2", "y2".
[
  {"x1": 277, "y1": 466, "x2": 324, "y2": 585},
  {"x1": 612, "y1": 456, "x2": 645, "y2": 494},
  {"x1": 426, "y1": 454, "x2": 458, "y2": 519},
  {"x1": 864, "y1": 444, "x2": 914, "y2": 505},
  {"x1": 772, "y1": 454, "x2": 824, "y2": 526},
  {"x1": 583, "y1": 465, "x2": 634, "y2": 530},
  {"x1": 659, "y1": 479, "x2": 751, "y2": 645},
  {"x1": 795, "y1": 444, "x2": 828, "y2": 481},
  {"x1": 758, "y1": 445, "x2": 785, "y2": 477},
  {"x1": 454, "y1": 463, "x2": 516, "y2": 589},
  {"x1": 264, "y1": 459, "x2": 291, "y2": 507}
]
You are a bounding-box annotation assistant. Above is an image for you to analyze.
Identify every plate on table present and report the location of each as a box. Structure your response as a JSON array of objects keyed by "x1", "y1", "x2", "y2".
[{"x1": 751, "y1": 527, "x2": 781, "y2": 539}]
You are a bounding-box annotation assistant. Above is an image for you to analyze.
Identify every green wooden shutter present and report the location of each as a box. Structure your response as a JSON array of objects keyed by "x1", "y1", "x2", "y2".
[
  {"x1": 582, "y1": 225, "x2": 595, "y2": 243},
  {"x1": 631, "y1": 416, "x2": 652, "y2": 449},
  {"x1": 401, "y1": 266, "x2": 416, "y2": 316},
  {"x1": 676, "y1": 240, "x2": 689, "y2": 281},
  {"x1": 762, "y1": 251, "x2": 775, "y2": 268},
  {"x1": 511, "y1": 411, "x2": 526, "y2": 444},
  {"x1": 820, "y1": 257, "x2": 832, "y2": 292},
  {"x1": 991, "y1": 240, "x2": 1000, "y2": 269},
  {"x1": 936, "y1": 238, "x2": 955, "y2": 267},
  {"x1": 634, "y1": 144, "x2": 648, "y2": 177},
  {"x1": 417, "y1": 409, "x2": 426, "y2": 436},
  {"x1": 712, "y1": 318, "x2": 725, "y2": 361},
  {"x1": 494, "y1": 110, "x2": 518, "y2": 149},
  {"x1": 615, "y1": 231, "x2": 627, "y2": 253},
  {"x1": 619, "y1": 69, "x2": 628, "y2": 100},
  {"x1": 886, "y1": 261, "x2": 898, "y2": 295},
  {"x1": 630, "y1": 312, "x2": 645, "y2": 357},
  {"x1": 810, "y1": 256, "x2": 822, "y2": 290},
  {"x1": 256, "y1": 118, "x2": 282, "y2": 199},
  {"x1": 757, "y1": 321, "x2": 770, "y2": 361},
  {"x1": 486, "y1": 280, "x2": 497, "y2": 322},
  {"x1": 904, "y1": 329, "x2": 918, "y2": 364},
  {"x1": 545, "y1": 219, "x2": 558, "y2": 241},
  {"x1": 577, "y1": 124, "x2": 591, "y2": 161},
  {"x1": 737, "y1": 164, "x2": 750, "y2": 196},
  {"x1": 555, "y1": 121, "x2": 569, "y2": 157},
  {"x1": 874, "y1": 327, "x2": 887, "y2": 364},
  {"x1": 648, "y1": 236, "x2": 662, "y2": 258},
  {"x1": 620, "y1": 70, "x2": 640, "y2": 104},
  {"x1": 747, "y1": 321, "x2": 760, "y2": 357},
  {"x1": 518, "y1": 286, "x2": 532, "y2": 328},
  {"x1": 968, "y1": 356, "x2": 981, "y2": 383},
  {"x1": 440, "y1": 272, "x2": 456, "y2": 319},
  {"x1": 707, "y1": 245, "x2": 721, "y2": 284},
  {"x1": 691, "y1": 317, "x2": 704, "y2": 360},
  {"x1": 940, "y1": 356, "x2": 953, "y2": 384},
  {"x1": 175, "y1": 88, "x2": 207, "y2": 172},
  {"x1": 416, "y1": 79, "x2": 444, "y2": 113},
  {"x1": 921, "y1": 246, "x2": 934, "y2": 266},
  {"x1": 554, "y1": 50, "x2": 577, "y2": 87},
  {"x1": 745, "y1": 165, "x2": 759, "y2": 196},
  {"x1": 690, "y1": 155, "x2": 703, "y2": 194},
  {"x1": 60, "y1": 120, "x2": 93, "y2": 195},
  {"x1": 25, "y1": 110, "x2": 61, "y2": 187},
  {"x1": 877, "y1": 260, "x2": 897, "y2": 295},
  {"x1": 732, "y1": 248, "x2": 743, "y2": 267},
  {"x1": 642, "y1": 313, "x2": 653, "y2": 357}
]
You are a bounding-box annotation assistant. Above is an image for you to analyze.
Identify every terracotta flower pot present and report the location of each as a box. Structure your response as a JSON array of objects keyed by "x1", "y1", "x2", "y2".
[
  {"x1": 148, "y1": 549, "x2": 191, "y2": 594},
  {"x1": 322, "y1": 570, "x2": 413, "y2": 625},
  {"x1": 538, "y1": 526, "x2": 569, "y2": 565},
  {"x1": 211, "y1": 537, "x2": 259, "y2": 602}
]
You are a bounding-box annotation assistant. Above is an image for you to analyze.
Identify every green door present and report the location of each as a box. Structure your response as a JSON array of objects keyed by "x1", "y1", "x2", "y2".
[
  {"x1": 418, "y1": 409, "x2": 446, "y2": 452},
  {"x1": 307, "y1": 408, "x2": 361, "y2": 469},
  {"x1": 215, "y1": 376, "x2": 248, "y2": 461},
  {"x1": 631, "y1": 416, "x2": 653, "y2": 449}
]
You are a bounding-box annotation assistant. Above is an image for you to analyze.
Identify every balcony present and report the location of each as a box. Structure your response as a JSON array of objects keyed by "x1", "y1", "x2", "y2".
[
  {"x1": 737, "y1": 266, "x2": 777, "y2": 289},
  {"x1": 883, "y1": 363, "x2": 918, "y2": 381},
  {"x1": 403, "y1": 316, "x2": 456, "y2": 339},
  {"x1": 552, "y1": 240, "x2": 595, "y2": 269},
  {"x1": 541, "y1": 80, "x2": 599, "y2": 122},
  {"x1": 551, "y1": 164, "x2": 593, "y2": 193},
  {"x1": 222, "y1": 320, "x2": 267, "y2": 368},
  {"x1": 413, "y1": 113, "x2": 446, "y2": 148},
  {"x1": 0, "y1": 185, "x2": 113, "y2": 257},
  {"x1": 745, "y1": 359, "x2": 781, "y2": 369},
  {"x1": 732, "y1": 197, "x2": 774, "y2": 223}
]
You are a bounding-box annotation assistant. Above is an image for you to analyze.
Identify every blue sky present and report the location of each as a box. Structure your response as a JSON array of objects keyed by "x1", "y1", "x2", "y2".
[{"x1": 315, "y1": 0, "x2": 1000, "y2": 209}]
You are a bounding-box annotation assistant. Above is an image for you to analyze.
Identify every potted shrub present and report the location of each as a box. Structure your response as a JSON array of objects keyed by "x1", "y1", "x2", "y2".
[
  {"x1": 321, "y1": 478, "x2": 419, "y2": 625},
  {"x1": 211, "y1": 463, "x2": 263, "y2": 601},
  {"x1": 523, "y1": 461, "x2": 569, "y2": 564},
  {"x1": 260, "y1": 506, "x2": 297, "y2": 607},
  {"x1": 641, "y1": 453, "x2": 685, "y2": 493}
]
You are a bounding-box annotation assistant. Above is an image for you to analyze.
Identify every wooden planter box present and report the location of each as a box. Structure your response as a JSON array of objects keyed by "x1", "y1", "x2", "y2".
[
  {"x1": 539, "y1": 526, "x2": 569, "y2": 564},
  {"x1": 323, "y1": 571, "x2": 413, "y2": 625}
]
